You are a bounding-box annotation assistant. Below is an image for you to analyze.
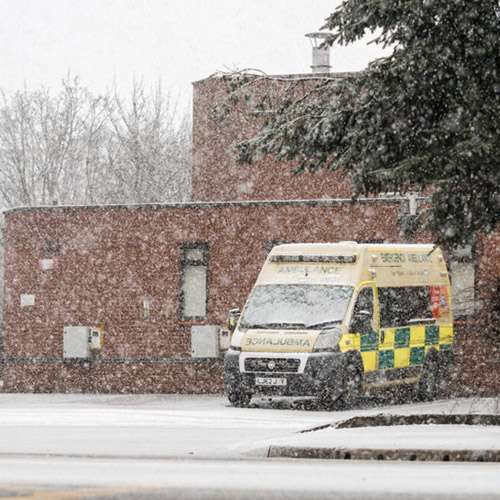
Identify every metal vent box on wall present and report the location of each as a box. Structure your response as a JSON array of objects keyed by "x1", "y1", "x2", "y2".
[
  {"x1": 191, "y1": 325, "x2": 220, "y2": 358},
  {"x1": 63, "y1": 326, "x2": 90, "y2": 359}
]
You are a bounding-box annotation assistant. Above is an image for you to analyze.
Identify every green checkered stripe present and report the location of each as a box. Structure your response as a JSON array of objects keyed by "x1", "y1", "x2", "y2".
[
  {"x1": 360, "y1": 331, "x2": 378, "y2": 352},
  {"x1": 395, "y1": 327, "x2": 410, "y2": 348},
  {"x1": 378, "y1": 349, "x2": 395, "y2": 370},
  {"x1": 378, "y1": 325, "x2": 452, "y2": 370}
]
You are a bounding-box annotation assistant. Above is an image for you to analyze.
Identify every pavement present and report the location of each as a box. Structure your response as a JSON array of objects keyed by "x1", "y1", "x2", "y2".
[
  {"x1": 266, "y1": 424, "x2": 500, "y2": 461},
  {"x1": 263, "y1": 412, "x2": 500, "y2": 462}
]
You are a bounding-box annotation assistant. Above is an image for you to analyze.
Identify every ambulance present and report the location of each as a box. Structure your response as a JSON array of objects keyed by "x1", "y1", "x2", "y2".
[{"x1": 224, "y1": 242, "x2": 453, "y2": 408}]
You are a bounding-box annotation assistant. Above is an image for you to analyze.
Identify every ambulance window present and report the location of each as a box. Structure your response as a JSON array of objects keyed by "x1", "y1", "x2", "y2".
[
  {"x1": 378, "y1": 287, "x2": 433, "y2": 328},
  {"x1": 353, "y1": 288, "x2": 373, "y2": 316}
]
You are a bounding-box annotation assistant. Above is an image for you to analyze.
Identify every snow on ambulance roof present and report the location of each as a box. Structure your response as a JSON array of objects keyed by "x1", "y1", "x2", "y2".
[
  {"x1": 269, "y1": 242, "x2": 437, "y2": 257},
  {"x1": 262, "y1": 243, "x2": 446, "y2": 287},
  {"x1": 262, "y1": 243, "x2": 362, "y2": 286}
]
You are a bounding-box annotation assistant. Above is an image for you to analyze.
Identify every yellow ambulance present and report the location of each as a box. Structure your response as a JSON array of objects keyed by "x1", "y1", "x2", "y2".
[{"x1": 224, "y1": 242, "x2": 453, "y2": 408}]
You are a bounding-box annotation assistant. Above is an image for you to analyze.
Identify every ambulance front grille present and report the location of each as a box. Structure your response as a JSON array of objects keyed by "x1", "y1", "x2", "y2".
[{"x1": 244, "y1": 357, "x2": 301, "y2": 373}]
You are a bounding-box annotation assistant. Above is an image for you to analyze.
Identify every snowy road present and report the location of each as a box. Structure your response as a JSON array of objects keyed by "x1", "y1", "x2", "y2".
[
  {"x1": 0, "y1": 394, "x2": 498, "y2": 498},
  {"x1": 1, "y1": 456, "x2": 500, "y2": 500}
]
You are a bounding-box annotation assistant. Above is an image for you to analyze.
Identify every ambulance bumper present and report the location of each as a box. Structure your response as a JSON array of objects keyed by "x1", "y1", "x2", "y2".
[{"x1": 223, "y1": 350, "x2": 344, "y2": 397}]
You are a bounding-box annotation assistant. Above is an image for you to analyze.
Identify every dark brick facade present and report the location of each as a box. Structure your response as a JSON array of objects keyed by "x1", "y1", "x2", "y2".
[
  {"x1": 2, "y1": 71, "x2": 499, "y2": 396},
  {"x1": 451, "y1": 326, "x2": 500, "y2": 397},
  {"x1": 3, "y1": 199, "x2": 405, "y2": 393},
  {"x1": 192, "y1": 74, "x2": 353, "y2": 202}
]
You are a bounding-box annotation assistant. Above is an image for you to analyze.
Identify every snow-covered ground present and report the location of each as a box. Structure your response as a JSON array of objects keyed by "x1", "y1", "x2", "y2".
[
  {"x1": 0, "y1": 393, "x2": 335, "y2": 458},
  {"x1": 0, "y1": 393, "x2": 497, "y2": 458},
  {"x1": 0, "y1": 394, "x2": 498, "y2": 498}
]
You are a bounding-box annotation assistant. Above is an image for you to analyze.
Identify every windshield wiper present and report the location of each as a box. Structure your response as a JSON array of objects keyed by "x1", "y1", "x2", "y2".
[
  {"x1": 306, "y1": 319, "x2": 342, "y2": 329},
  {"x1": 241, "y1": 322, "x2": 307, "y2": 330}
]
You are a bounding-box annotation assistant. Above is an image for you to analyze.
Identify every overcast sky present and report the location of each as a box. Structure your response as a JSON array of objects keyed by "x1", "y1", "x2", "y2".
[{"x1": 1, "y1": 0, "x2": 389, "y2": 109}]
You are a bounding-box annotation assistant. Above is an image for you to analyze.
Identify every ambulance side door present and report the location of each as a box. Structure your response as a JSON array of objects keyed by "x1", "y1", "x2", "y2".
[{"x1": 378, "y1": 287, "x2": 406, "y2": 372}]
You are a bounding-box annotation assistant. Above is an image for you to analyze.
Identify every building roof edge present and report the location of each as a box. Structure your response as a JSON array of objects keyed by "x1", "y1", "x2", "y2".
[
  {"x1": 192, "y1": 70, "x2": 363, "y2": 86},
  {"x1": 3, "y1": 196, "x2": 430, "y2": 216}
]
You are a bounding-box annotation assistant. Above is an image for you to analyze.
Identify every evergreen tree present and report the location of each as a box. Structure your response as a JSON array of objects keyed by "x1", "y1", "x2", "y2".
[{"x1": 238, "y1": 0, "x2": 500, "y2": 247}]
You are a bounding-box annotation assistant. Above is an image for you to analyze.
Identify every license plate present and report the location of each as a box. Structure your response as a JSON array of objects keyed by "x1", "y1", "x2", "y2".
[{"x1": 255, "y1": 377, "x2": 287, "y2": 387}]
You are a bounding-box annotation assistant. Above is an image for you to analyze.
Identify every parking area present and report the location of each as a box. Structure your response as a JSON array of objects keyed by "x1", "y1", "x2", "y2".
[
  {"x1": 0, "y1": 394, "x2": 498, "y2": 498},
  {"x1": 0, "y1": 393, "x2": 498, "y2": 459}
]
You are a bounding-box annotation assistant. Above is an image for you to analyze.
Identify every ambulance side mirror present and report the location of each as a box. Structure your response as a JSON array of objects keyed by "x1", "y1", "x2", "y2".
[
  {"x1": 227, "y1": 308, "x2": 241, "y2": 334},
  {"x1": 350, "y1": 310, "x2": 372, "y2": 334}
]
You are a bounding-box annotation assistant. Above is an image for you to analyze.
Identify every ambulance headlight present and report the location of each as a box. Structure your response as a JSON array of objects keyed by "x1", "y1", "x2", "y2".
[
  {"x1": 229, "y1": 327, "x2": 245, "y2": 352},
  {"x1": 313, "y1": 328, "x2": 342, "y2": 352}
]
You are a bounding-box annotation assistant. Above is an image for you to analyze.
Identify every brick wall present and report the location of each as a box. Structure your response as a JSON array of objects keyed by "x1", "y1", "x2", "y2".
[
  {"x1": 450, "y1": 326, "x2": 500, "y2": 397},
  {"x1": 3, "y1": 199, "x2": 403, "y2": 393},
  {"x1": 3, "y1": 68, "x2": 499, "y2": 396},
  {"x1": 192, "y1": 75, "x2": 353, "y2": 202},
  {"x1": 475, "y1": 231, "x2": 500, "y2": 324}
]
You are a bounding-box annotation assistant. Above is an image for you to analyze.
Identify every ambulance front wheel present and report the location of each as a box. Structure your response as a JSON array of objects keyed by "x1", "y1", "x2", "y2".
[
  {"x1": 227, "y1": 386, "x2": 252, "y2": 407},
  {"x1": 319, "y1": 357, "x2": 363, "y2": 410},
  {"x1": 341, "y1": 360, "x2": 363, "y2": 407}
]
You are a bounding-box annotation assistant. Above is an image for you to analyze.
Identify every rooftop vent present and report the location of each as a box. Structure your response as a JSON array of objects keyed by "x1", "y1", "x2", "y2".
[{"x1": 305, "y1": 32, "x2": 332, "y2": 73}]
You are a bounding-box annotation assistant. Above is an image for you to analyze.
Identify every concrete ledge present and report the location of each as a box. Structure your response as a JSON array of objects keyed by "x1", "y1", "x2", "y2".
[
  {"x1": 334, "y1": 413, "x2": 500, "y2": 429},
  {"x1": 271, "y1": 413, "x2": 500, "y2": 462},
  {"x1": 299, "y1": 413, "x2": 500, "y2": 434},
  {"x1": 267, "y1": 446, "x2": 500, "y2": 462}
]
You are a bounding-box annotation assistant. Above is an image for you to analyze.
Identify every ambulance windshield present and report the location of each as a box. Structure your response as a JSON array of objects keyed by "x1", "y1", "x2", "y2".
[{"x1": 239, "y1": 284, "x2": 353, "y2": 330}]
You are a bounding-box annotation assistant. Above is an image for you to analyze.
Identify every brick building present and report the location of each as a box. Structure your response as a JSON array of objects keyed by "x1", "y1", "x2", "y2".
[
  {"x1": 1, "y1": 71, "x2": 499, "y2": 394},
  {"x1": 192, "y1": 73, "x2": 353, "y2": 202}
]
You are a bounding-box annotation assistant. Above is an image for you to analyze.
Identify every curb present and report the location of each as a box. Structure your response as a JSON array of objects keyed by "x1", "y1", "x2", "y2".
[
  {"x1": 334, "y1": 413, "x2": 500, "y2": 429},
  {"x1": 268, "y1": 446, "x2": 500, "y2": 462}
]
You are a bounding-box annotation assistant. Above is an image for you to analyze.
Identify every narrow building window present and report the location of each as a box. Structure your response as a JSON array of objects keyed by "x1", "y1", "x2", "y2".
[
  {"x1": 450, "y1": 261, "x2": 475, "y2": 318},
  {"x1": 449, "y1": 245, "x2": 475, "y2": 318},
  {"x1": 181, "y1": 244, "x2": 208, "y2": 320}
]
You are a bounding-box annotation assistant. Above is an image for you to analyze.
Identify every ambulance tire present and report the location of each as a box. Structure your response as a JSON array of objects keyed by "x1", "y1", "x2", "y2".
[
  {"x1": 338, "y1": 357, "x2": 364, "y2": 409},
  {"x1": 320, "y1": 356, "x2": 363, "y2": 410},
  {"x1": 227, "y1": 387, "x2": 252, "y2": 407},
  {"x1": 436, "y1": 351, "x2": 453, "y2": 394},
  {"x1": 416, "y1": 350, "x2": 439, "y2": 401}
]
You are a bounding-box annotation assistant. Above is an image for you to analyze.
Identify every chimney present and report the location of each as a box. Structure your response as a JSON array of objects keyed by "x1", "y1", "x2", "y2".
[{"x1": 305, "y1": 32, "x2": 332, "y2": 73}]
